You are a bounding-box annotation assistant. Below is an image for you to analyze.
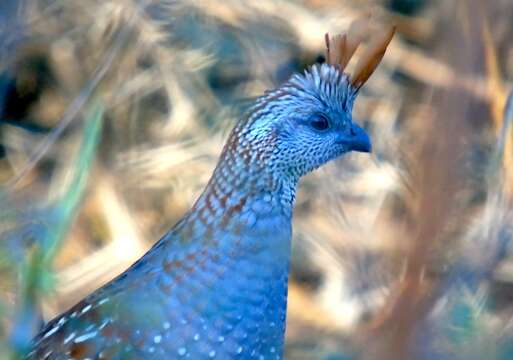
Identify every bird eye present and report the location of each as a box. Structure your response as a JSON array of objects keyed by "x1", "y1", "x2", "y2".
[{"x1": 310, "y1": 116, "x2": 330, "y2": 131}]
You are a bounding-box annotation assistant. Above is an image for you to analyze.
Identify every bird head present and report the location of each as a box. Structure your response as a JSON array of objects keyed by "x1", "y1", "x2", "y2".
[{"x1": 227, "y1": 19, "x2": 395, "y2": 182}]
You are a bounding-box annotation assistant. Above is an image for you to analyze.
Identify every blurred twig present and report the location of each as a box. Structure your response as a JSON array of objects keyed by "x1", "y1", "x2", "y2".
[
  {"x1": 3, "y1": 1, "x2": 148, "y2": 189},
  {"x1": 6, "y1": 102, "x2": 104, "y2": 357}
]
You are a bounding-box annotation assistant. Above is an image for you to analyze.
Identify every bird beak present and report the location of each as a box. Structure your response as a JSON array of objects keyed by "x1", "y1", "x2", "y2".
[
  {"x1": 335, "y1": 122, "x2": 372, "y2": 153},
  {"x1": 347, "y1": 122, "x2": 372, "y2": 153}
]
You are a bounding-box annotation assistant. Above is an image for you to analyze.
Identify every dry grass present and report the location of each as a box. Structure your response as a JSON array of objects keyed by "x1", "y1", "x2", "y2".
[{"x1": 1, "y1": 0, "x2": 512, "y2": 358}]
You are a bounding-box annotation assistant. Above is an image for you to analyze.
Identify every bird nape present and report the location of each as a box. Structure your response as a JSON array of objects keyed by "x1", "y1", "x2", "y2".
[{"x1": 27, "y1": 18, "x2": 394, "y2": 360}]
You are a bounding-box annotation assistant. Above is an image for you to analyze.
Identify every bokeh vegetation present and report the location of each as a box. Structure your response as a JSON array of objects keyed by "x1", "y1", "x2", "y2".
[{"x1": 1, "y1": 0, "x2": 512, "y2": 359}]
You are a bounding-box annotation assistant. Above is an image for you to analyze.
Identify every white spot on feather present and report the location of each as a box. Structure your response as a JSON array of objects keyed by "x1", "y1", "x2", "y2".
[
  {"x1": 43, "y1": 325, "x2": 60, "y2": 339},
  {"x1": 98, "y1": 297, "x2": 110, "y2": 305},
  {"x1": 81, "y1": 304, "x2": 92, "y2": 314},
  {"x1": 73, "y1": 331, "x2": 97, "y2": 343},
  {"x1": 63, "y1": 332, "x2": 76, "y2": 344}
]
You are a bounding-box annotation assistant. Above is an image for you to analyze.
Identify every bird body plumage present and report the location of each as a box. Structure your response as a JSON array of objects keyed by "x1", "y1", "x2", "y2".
[{"x1": 26, "y1": 21, "x2": 394, "y2": 357}]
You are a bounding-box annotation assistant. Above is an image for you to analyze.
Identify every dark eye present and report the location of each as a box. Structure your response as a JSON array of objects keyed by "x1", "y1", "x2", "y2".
[{"x1": 310, "y1": 116, "x2": 330, "y2": 131}]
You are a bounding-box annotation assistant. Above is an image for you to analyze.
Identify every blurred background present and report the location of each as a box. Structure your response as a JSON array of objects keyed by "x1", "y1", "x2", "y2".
[{"x1": 1, "y1": 0, "x2": 513, "y2": 359}]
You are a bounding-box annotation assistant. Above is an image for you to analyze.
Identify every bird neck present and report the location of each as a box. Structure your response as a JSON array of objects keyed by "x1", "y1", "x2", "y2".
[
  {"x1": 200, "y1": 153, "x2": 297, "y2": 217},
  {"x1": 163, "y1": 126, "x2": 299, "y2": 262},
  {"x1": 192, "y1": 122, "x2": 298, "y2": 226}
]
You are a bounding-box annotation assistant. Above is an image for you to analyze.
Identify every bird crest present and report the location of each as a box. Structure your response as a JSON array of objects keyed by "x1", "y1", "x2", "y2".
[{"x1": 325, "y1": 16, "x2": 395, "y2": 90}]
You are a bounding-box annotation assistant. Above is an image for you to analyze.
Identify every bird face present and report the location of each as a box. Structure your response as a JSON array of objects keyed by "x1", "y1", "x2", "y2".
[{"x1": 245, "y1": 63, "x2": 371, "y2": 180}]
